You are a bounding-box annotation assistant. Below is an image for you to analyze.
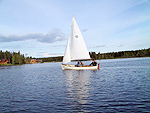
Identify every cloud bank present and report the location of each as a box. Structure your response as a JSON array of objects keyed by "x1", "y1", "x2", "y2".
[{"x1": 0, "y1": 29, "x2": 66, "y2": 43}]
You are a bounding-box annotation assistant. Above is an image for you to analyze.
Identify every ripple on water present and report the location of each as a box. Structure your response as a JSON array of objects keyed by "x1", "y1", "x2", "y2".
[{"x1": 0, "y1": 58, "x2": 150, "y2": 112}]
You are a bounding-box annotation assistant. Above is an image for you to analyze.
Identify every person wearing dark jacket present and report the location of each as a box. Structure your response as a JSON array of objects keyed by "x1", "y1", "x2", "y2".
[
  {"x1": 90, "y1": 60, "x2": 97, "y2": 66},
  {"x1": 75, "y1": 62, "x2": 81, "y2": 67}
]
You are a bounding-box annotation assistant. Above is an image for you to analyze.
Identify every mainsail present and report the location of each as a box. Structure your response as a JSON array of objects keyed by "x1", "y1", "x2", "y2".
[
  {"x1": 70, "y1": 17, "x2": 91, "y2": 61},
  {"x1": 62, "y1": 16, "x2": 91, "y2": 64}
]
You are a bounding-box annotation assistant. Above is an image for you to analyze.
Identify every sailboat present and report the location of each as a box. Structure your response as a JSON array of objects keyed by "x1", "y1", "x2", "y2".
[{"x1": 61, "y1": 16, "x2": 99, "y2": 70}]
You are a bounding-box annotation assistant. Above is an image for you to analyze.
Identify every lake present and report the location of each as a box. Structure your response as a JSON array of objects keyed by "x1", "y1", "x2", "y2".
[{"x1": 0, "y1": 57, "x2": 150, "y2": 112}]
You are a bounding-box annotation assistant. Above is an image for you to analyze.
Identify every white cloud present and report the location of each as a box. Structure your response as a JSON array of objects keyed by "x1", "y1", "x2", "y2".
[
  {"x1": 0, "y1": 29, "x2": 66, "y2": 43},
  {"x1": 37, "y1": 52, "x2": 63, "y2": 57}
]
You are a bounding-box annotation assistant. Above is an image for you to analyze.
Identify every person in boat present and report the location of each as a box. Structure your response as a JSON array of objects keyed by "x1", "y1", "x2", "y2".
[
  {"x1": 80, "y1": 61, "x2": 84, "y2": 66},
  {"x1": 90, "y1": 59, "x2": 97, "y2": 66},
  {"x1": 75, "y1": 61, "x2": 81, "y2": 67}
]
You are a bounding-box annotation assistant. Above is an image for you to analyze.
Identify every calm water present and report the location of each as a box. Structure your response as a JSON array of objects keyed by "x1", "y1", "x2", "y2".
[{"x1": 0, "y1": 57, "x2": 150, "y2": 112}]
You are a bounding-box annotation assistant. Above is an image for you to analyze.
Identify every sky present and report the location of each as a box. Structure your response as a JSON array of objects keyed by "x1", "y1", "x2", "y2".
[{"x1": 0, "y1": 0, "x2": 150, "y2": 58}]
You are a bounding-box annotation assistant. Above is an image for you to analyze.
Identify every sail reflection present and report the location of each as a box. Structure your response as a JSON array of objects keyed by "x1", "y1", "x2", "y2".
[{"x1": 63, "y1": 70, "x2": 91, "y2": 111}]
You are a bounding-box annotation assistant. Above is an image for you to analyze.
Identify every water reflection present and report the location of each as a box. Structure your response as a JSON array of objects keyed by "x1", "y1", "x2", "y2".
[{"x1": 63, "y1": 70, "x2": 91, "y2": 111}]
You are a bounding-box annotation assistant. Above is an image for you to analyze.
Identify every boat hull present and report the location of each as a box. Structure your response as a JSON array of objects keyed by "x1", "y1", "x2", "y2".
[{"x1": 61, "y1": 64, "x2": 98, "y2": 70}]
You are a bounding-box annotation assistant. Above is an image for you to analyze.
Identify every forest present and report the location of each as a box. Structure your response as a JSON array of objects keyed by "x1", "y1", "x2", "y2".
[
  {"x1": 89, "y1": 48, "x2": 150, "y2": 60},
  {"x1": 38, "y1": 48, "x2": 150, "y2": 62},
  {"x1": 0, "y1": 51, "x2": 25, "y2": 65},
  {"x1": 0, "y1": 48, "x2": 150, "y2": 65}
]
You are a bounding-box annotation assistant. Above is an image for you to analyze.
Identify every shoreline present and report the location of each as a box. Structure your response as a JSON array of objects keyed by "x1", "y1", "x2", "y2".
[{"x1": 1, "y1": 57, "x2": 149, "y2": 67}]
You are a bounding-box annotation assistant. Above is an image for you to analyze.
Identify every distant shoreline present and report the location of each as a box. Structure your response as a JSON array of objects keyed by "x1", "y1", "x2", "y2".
[
  {"x1": 1, "y1": 56, "x2": 149, "y2": 67},
  {"x1": 37, "y1": 48, "x2": 150, "y2": 62},
  {"x1": 0, "y1": 48, "x2": 150, "y2": 66}
]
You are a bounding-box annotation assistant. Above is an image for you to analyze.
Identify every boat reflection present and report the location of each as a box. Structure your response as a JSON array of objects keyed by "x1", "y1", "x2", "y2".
[{"x1": 63, "y1": 70, "x2": 91, "y2": 112}]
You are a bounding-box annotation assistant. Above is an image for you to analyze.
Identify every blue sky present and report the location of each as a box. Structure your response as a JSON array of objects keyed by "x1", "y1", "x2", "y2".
[{"x1": 0, "y1": 0, "x2": 150, "y2": 58}]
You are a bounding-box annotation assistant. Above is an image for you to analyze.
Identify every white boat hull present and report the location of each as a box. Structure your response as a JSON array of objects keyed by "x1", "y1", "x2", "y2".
[{"x1": 61, "y1": 64, "x2": 98, "y2": 70}]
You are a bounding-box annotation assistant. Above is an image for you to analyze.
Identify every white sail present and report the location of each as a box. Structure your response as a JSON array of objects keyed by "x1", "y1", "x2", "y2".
[
  {"x1": 70, "y1": 17, "x2": 91, "y2": 61},
  {"x1": 62, "y1": 35, "x2": 71, "y2": 64}
]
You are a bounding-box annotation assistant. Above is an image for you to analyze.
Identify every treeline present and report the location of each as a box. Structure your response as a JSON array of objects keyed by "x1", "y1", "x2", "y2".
[
  {"x1": 90, "y1": 48, "x2": 150, "y2": 60},
  {"x1": 0, "y1": 51, "x2": 25, "y2": 65},
  {"x1": 37, "y1": 56, "x2": 63, "y2": 62},
  {"x1": 38, "y1": 48, "x2": 150, "y2": 62},
  {"x1": 1, "y1": 48, "x2": 150, "y2": 65}
]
